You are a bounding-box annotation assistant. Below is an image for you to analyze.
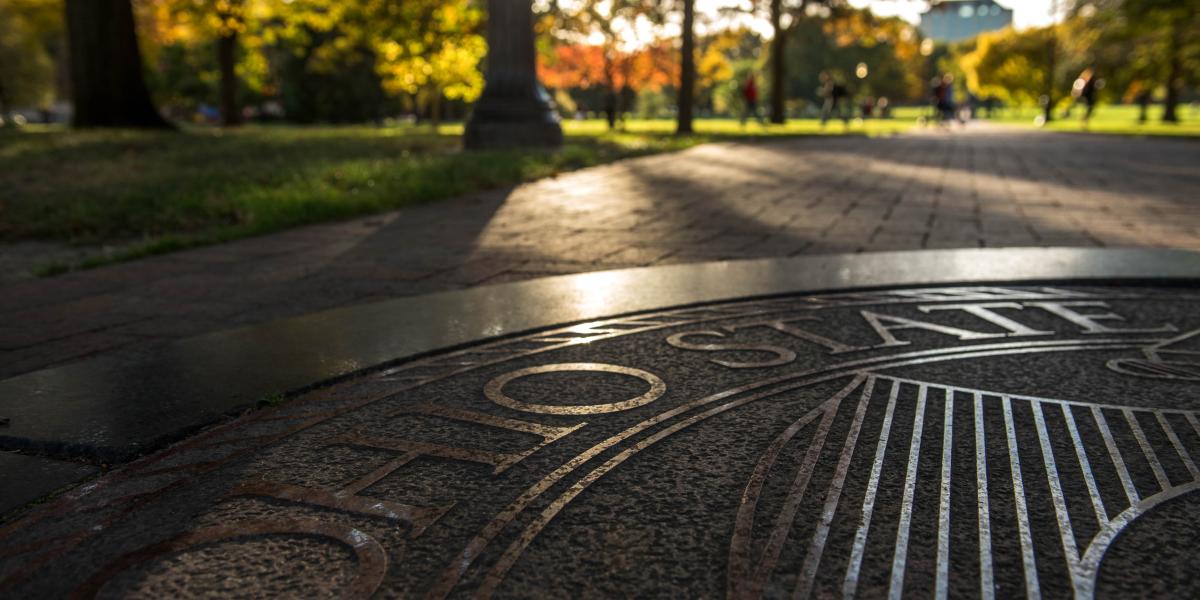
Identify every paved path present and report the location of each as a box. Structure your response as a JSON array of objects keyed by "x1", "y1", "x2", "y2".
[{"x1": 2, "y1": 126, "x2": 1198, "y2": 380}]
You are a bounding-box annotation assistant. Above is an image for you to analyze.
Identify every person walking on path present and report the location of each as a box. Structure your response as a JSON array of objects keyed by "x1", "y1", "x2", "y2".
[
  {"x1": 741, "y1": 74, "x2": 764, "y2": 126},
  {"x1": 1125, "y1": 80, "x2": 1154, "y2": 125},
  {"x1": 933, "y1": 74, "x2": 959, "y2": 126},
  {"x1": 1069, "y1": 68, "x2": 1100, "y2": 129},
  {"x1": 1136, "y1": 87, "x2": 1153, "y2": 124},
  {"x1": 819, "y1": 71, "x2": 850, "y2": 129},
  {"x1": 925, "y1": 74, "x2": 963, "y2": 127}
]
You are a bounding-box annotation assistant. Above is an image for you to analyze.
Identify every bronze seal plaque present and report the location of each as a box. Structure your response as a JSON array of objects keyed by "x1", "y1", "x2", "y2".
[{"x1": 3, "y1": 284, "x2": 1199, "y2": 598}]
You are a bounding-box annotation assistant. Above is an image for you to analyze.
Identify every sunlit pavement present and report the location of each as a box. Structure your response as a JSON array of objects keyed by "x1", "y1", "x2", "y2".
[{"x1": 1, "y1": 124, "x2": 1197, "y2": 379}]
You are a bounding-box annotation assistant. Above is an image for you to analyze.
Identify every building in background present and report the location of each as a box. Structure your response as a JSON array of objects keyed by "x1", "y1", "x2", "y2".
[{"x1": 919, "y1": 0, "x2": 1013, "y2": 43}]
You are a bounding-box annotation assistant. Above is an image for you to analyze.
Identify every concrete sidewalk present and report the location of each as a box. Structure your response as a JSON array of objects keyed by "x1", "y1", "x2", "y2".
[{"x1": 2, "y1": 126, "x2": 1198, "y2": 380}]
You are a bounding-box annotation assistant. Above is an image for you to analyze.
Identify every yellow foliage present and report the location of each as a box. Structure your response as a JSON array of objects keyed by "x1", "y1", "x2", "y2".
[
  {"x1": 371, "y1": 0, "x2": 485, "y2": 101},
  {"x1": 696, "y1": 44, "x2": 729, "y2": 88},
  {"x1": 959, "y1": 25, "x2": 1059, "y2": 107}
]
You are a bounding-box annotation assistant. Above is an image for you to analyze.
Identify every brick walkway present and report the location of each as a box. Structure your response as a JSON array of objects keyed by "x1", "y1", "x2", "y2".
[{"x1": 2, "y1": 125, "x2": 1198, "y2": 379}]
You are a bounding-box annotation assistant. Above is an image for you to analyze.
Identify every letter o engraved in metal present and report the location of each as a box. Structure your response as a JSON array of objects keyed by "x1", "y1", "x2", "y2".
[
  {"x1": 72, "y1": 519, "x2": 388, "y2": 600},
  {"x1": 484, "y1": 362, "x2": 667, "y2": 415}
]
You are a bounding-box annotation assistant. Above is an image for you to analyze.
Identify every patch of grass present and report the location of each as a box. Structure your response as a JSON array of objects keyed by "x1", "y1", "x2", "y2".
[
  {"x1": 564, "y1": 116, "x2": 916, "y2": 137},
  {"x1": 30, "y1": 262, "x2": 71, "y2": 277},
  {"x1": 258, "y1": 392, "x2": 287, "y2": 408},
  {"x1": 0, "y1": 118, "x2": 916, "y2": 274},
  {"x1": 975, "y1": 104, "x2": 1200, "y2": 137}
]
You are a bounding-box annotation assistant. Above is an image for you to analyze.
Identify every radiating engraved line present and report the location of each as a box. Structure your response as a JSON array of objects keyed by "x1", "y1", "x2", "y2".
[
  {"x1": 1091, "y1": 405, "x2": 1140, "y2": 505},
  {"x1": 1155, "y1": 413, "x2": 1200, "y2": 480},
  {"x1": 1003, "y1": 395, "x2": 1041, "y2": 600},
  {"x1": 793, "y1": 376, "x2": 877, "y2": 600},
  {"x1": 1077, "y1": 481, "x2": 1200, "y2": 600},
  {"x1": 726, "y1": 384, "x2": 859, "y2": 600},
  {"x1": 749, "y1": 390, "x2": 842, "y2": 593},
  {"x1": 842, "y1": 379, "x2": 901, "y2": 600},
  {"x1": 450, "y1": 340, "x2": 1150, "y2": 599},
  {"x1": 934, "y1": 388, "x2": 953, "y2": 600},
  {"x1": 869, "y1": 371, "x2": 1200, "y2": 413},
  {"x1": 477, "y1": 376, "x2": 866, "y2": 600},
  {"x1": 1033, "y1": 401, "x2": 1081, "y2": 579},
  {"x1": 1123, "y1": 409, "x2": 1170, "y2": 490},
  {"x1": 1187, "y1": 413, "x2": 1200, "y2": 441},
  {"x1": 1062, "y1": 404, "x2": 1109, "y2": 525},
  {"x1": 888, "y1": 384, "x2": 928, "y2": 600},
  {"x1": 974, "y1": 393, "x2": 995, "y2": 600}
]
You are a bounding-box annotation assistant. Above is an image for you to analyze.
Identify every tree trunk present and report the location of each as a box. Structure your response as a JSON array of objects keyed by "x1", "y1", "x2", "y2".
[
  {"x1": 64, "y1": 0, "x2": 171, "y2": 128},
  {"x1": 431, "y1": 88, "x2": 442, "y2": 130},
  {"x1": 0, "y1": 75, "x2": 9, "y2": 120},
  {"x1": 218, "y1": 31, "x2": 242, "y2": 127},
  {"x1": 604, "y1": 53, "x2": 617, "y2": 130},
  {"x1": 768, "y1": 0, "x2": 786, "y2": 124},
  {"x1": 1162, "y1": 25, "x2": 1182, "y2": 123},
  {"x1": 54, "y1": 35, "x2": 70, "y2": 106},
  {"x1": 676, "y1": 0, "x2": 695, "y2": 135},
  {"x1": 1042, "y1": 28, "x2": 1056, "y2": 124}
]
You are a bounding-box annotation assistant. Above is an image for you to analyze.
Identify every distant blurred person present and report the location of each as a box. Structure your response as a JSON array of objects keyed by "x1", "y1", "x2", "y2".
[
  {"x1": 860, "y1": 96, "x2": 875, "y2": 119},
  {"x1": 877, "y1": 97, "x2": 891, "y2": 118},
  {"x1": 1137, "y1": 90, "x2": 1153, "y2": 124},
  {"x1": 983, "y1": 95, "x2": 998, "y2": 119},
  {"x1": 964, "y1": 92, "x2": 980, "y2": 120},
  {"x1": 604, "y1": 89, "x2": 617, "y2": 130},
  {"x1": 819, "y1": 72, "x2": 851, "y2": 128},
  {"x1": 1069, "y1": 68, "x2": 1099, "y2": 128},
  {"x1": 932, "y1": 74, "x2": 958, "y2": 126},
  {"x1": 1127, "y1": 81, "x2": 1153, "y2": 124},
  {"x1": 928, "y1": 76, "x2": 943, "y2": 124},
  {"x1": 741, "y1": 74, "x2": 764, "y2": 125}
]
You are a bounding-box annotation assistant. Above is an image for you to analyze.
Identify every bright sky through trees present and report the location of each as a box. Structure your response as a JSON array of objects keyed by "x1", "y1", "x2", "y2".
[
  {"x1": 543, "y1": 1, "x2": 1062, "y2": 50},
  {"x1": 843, "y1": 0, "x2": 1059, "y2": 29}
]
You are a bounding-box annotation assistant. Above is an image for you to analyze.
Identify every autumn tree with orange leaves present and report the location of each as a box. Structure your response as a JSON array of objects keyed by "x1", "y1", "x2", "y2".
[{"x1": 544, "y1": 0, "x2": 676, "y2": 128}]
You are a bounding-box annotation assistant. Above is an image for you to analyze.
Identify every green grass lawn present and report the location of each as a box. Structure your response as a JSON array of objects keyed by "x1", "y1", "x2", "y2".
[
  {"x1": 0, "y1": 117, "x2": 913, "y2": 275},
  {"x1": 972, "y1": 103, "x2": 1200, "y2": 136}
]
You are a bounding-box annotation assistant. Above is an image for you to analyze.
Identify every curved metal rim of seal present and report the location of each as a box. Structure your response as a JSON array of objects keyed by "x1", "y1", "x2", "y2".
[
  {"x1": 2, "y1": 246, "x2": 1200, "y2": 464},
  {"x1": 179, "y1": 246, "x2": 1200, "y2": 376},
  {"x1": 151, "y1": 246, "x2": 1200, "y2": 380}
]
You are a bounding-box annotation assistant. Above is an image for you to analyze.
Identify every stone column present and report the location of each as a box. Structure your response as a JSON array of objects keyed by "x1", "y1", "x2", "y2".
[{"x1": 464, "y1": 0, "x2": 563, "y2": 149}]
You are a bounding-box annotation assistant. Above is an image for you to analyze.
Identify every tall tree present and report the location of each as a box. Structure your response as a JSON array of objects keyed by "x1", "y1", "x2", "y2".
[
  {"x1": 370, "y1": 0, "x2": 486, "y2": 125},
  {"x1": 677, "y1": 0, "x2": 695, "y2": 134},
  {"x1": 1070, "y1": 0, "x2": 1199, "y2": 123},
  {"x1": 0, "y1": 0, "x2": 56, "y2": 120},
  {"x1": 134, "y1": 0, "x2": 260, "y2": 123},
  {"x1": 215, "y1": 0, "x2": 246, "y2": 126},
  {"x1": 553, "y1": 0, "x2": 656, "y2": 129},
  {"x1": 1118, "y1": 0, "x2": 1198, "y2": 122},
  {"x1": 961, "y1": 25, "x2": 1065, "y2": 110},
  {"x1": 768, "y1": 0, "x2": 786, "y2": 123},
  {"x1": 746, "y1": 0, "x2": 838, "y2": 124},
  {"x1": 64, "y1": 0, "x2": 170, "y2": 128},
  {"x1": 1042, "y1": 0, "x2": 1059, "y2": 124}
]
